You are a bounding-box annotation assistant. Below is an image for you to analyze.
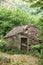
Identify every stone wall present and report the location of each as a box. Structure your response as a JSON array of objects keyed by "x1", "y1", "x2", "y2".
[
  {"x1": 6, "y1": 33, "x2": 39, "y2": 52},
  {"x1": 6, "y1": 34, "x2": 21, "y2": 50}
]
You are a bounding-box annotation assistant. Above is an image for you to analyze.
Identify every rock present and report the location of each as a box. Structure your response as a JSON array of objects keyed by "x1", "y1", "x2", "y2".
[{"x1": 3, "y1": 56, "x2": 11, "y2": 63}]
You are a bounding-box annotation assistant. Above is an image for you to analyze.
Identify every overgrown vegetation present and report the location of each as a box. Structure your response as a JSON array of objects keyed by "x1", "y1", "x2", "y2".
[{"x1": 0, "y1": 0, "x2": 43, "y2": 65}]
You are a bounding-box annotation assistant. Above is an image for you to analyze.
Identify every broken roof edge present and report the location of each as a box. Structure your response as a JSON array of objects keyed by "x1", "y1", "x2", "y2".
[
  {"x1": 4, "y1": 25, "x2": 26, "y2": 38},
  {"x1": 4, "y1": 31, "x2": 23, "y2": 39},
  {"x1": 4, "y1": 25, "x2": 39, "y2": 38}
]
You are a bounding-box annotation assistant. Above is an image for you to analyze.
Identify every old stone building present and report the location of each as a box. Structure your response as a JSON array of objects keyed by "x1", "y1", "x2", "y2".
[{"x1": 4, "y1": 25, "x2": 41, "y2": 52}]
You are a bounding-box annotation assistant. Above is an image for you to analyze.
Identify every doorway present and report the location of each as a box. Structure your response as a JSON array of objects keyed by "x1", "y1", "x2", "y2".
[{"x1": 21, "y1": 38, "x2": 27, "y2": 52}]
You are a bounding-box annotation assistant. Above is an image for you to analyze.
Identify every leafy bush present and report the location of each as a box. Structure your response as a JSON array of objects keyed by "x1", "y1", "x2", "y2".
[
  {"x1": 38, "y1": 49, "x2": 43, "y2": 65},
  {"x1": 0, "y1": 37, "x2": 8, "y2": 52},
  {"x1": 0, "y1": 8, "x2": 30, "y2": 36},
  {"x1": 0, "y1": 39, "x2": 7, "y2": 48}
]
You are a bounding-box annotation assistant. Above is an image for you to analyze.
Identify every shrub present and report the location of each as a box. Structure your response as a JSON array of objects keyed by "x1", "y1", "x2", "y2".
[{"x1": 0, "y1": 38, "x2": 7, "y2": 52}]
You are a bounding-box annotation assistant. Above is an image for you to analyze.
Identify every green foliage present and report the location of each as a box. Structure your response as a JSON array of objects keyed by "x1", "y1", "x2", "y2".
[
  {"x1": 0, "y1": 38, "x2": 7, "y2": 48},
  {"x1": 0, "y1": 1, "x2": 43, "y2": 65},
  {"x1": 0, "y1": 2, "x2": 43, "y2": 65},
  {"x1": 23, "y1": 0, "x2": 43, "y2": 9},
  {"x1": 0, "y1": 7, "x2": 43, "y2": 42},
  {"x1": 37, "y1": 49, "x2": 43, "y2": 65},
  {"x1": 0, "y1": 6, "x2": 43, "y2": 60},
  {"x1": 0, "y1": 8, "x2": 30, "y2": 36},
  {"x1": 32, "y1": 44, "x2": 41, "y2": 49}
]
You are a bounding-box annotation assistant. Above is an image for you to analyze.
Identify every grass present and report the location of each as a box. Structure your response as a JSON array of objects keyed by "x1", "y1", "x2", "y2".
[{"x1": 0, "y1": 51, "x2": 39, "y2": 65}]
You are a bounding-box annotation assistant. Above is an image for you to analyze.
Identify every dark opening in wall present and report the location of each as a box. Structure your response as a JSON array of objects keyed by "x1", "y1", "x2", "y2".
[{"x1": 21, "y1": 38, "x2": 27, "y2": 52}]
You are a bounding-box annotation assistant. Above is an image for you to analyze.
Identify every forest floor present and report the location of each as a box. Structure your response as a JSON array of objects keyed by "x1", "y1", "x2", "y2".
[{"x1": 0, "y1": 52, "x2": 39, "y2": 65}]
